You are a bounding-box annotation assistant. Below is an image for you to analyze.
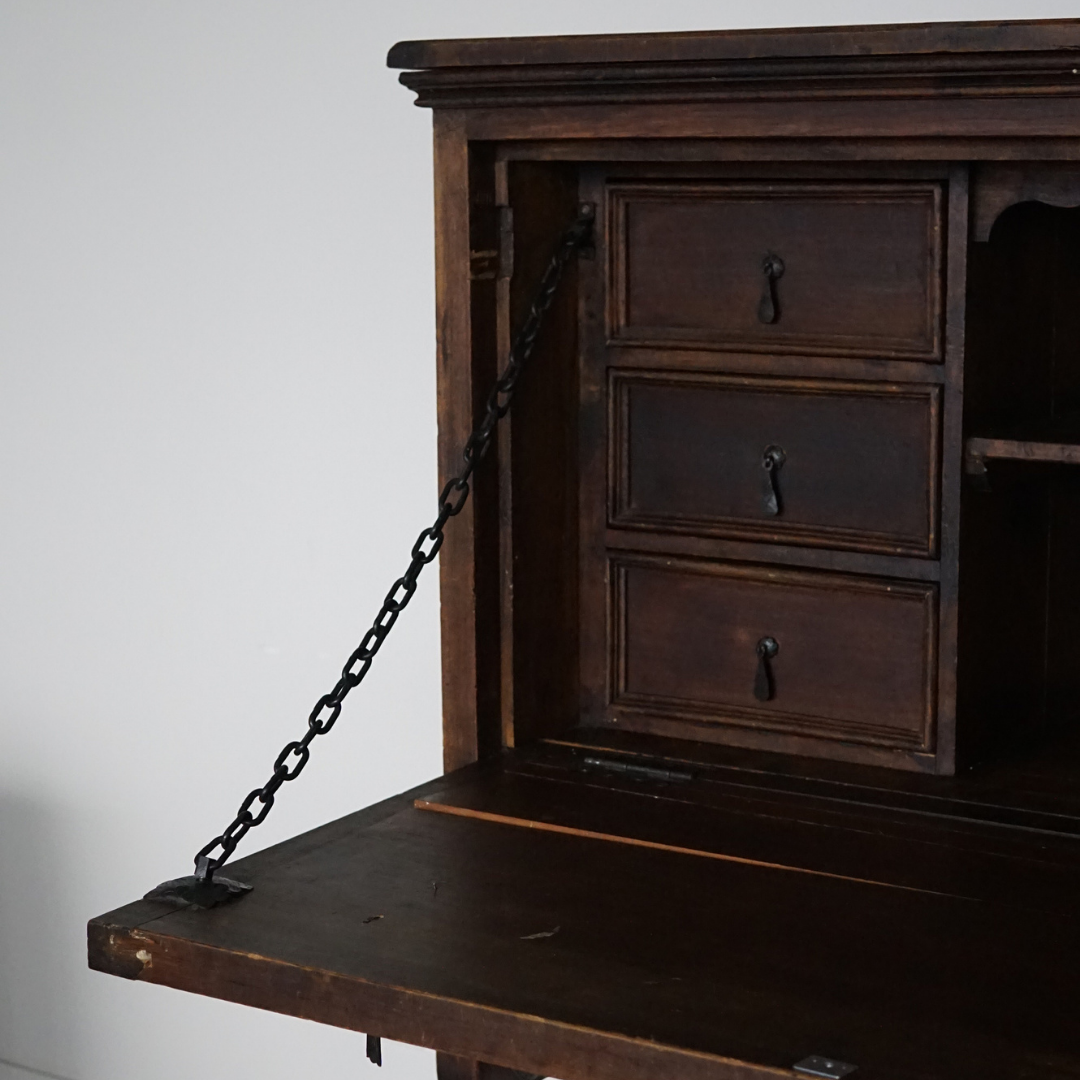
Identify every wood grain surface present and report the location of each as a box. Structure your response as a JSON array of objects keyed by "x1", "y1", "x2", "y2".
[{"x1": 90, "y1": 746, "x2": 1080, "y2": 1080}]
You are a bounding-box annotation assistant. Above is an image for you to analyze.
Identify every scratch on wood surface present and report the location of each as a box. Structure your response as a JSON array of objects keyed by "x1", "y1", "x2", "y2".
[{"x1": 521, "y1": 926, "x2": 560, "y2": 940}]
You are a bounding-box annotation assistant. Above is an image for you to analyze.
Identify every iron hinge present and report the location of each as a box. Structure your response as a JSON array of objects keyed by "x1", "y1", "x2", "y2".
[
  {"x1": 582, "y1": 756, "x2": 693, "y2": 784},
  {"x1": 794, "y1": 1055, "x2": 857, "y2": 1079}
]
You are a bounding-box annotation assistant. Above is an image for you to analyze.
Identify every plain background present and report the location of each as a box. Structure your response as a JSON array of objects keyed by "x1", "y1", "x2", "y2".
[{"x1": 0, "y1": 1, "x2": 1074, "y2": 1078}]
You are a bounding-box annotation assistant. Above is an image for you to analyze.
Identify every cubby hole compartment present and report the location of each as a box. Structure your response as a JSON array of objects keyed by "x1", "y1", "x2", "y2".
[{"x1": 960, "y1": 202, "x2": 1080, "y2": 770}]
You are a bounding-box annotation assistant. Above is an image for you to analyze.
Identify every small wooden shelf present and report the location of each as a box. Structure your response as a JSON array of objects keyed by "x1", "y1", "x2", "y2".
[{"x1": 964, "y1": 436, "x2": 1080, "y2": 478}]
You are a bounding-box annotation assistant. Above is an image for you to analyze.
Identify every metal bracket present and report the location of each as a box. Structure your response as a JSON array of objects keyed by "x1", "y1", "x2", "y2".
[
  {"x1": 144, "y1": 874, "x2": 252, "y2": 910},
  {"x1": 582, "y1": 756, "x2": 693, "y2": 783},
  {"x1": 366, "y1": 1035, "x2": 382, "y2": 1067},
  {"x1": 793, "y1": 1055, "x2": 857, "y2": 1079}
]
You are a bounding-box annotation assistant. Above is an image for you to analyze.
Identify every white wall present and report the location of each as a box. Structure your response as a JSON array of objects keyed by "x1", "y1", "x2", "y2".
[{"x1": 0, "y1": 1, "x2": 1069, "y2": 1078}]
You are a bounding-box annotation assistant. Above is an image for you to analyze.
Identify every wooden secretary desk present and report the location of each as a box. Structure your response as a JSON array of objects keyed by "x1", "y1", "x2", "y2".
[{"x1": 90, "y1": 19, "x2": 1080, "y2": 1080}]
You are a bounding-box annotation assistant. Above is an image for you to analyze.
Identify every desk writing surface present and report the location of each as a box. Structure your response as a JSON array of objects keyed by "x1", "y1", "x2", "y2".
[{"x1": 90, "y1": 749, "x2": 1080, "y2": 1080}]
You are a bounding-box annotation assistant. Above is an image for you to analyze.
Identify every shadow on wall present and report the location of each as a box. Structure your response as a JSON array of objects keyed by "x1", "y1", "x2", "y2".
[{"x1": 0, "y1": 794, "x2": 78, "y2": 1079}]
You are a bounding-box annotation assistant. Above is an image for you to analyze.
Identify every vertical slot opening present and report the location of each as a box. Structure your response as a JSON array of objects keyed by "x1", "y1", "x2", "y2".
[{"x1": 960, "y1": 202, "x2": 1080, "y2": 769}]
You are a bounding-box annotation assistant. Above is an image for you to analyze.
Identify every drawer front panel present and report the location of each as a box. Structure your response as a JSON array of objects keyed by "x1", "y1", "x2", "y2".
[
  {"x1": 610, "y1": 182, "x2": 943, "y2": 359},
  {"x1": 611, "y1": 372, "x2": 940, "y2": 557},
  {"x1": 612, "y1": 556, "x2": 937, "y2": 749}
]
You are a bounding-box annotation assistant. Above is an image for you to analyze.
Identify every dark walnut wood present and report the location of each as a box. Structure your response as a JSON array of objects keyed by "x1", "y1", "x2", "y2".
[
  {"x1": 606, "y1": 555, "x2": 937, "y2": 754},
  {"x1": 972, "y1": 162, "x2": 1080, "y2": 241},
  {"x1": 610, "y1": 371, "x2": 941, "y2": 556},
  {"x1": 89, "y1": 746, "x2": 1080, "y2": 1080},
  {"x1": 388, "y1": 18, "x2": 1080, "y2": 70},
  {"x1": 89, "y1": 18, "x2": 1080, "y2": 1080},
  {"x1": 389, "y1": 19, "x2": 1080, "y2": 112},
  {"x1": 576, "y1": 160, "x2": 958, "y2": 774},
  {"x1": 966, "y1": 436, "x2": 1080, "y2": 469},
  {"x1": 416, "y1": 741, "x2": 1080, "y2": 912},
  {"x1": 609, "y1": 181, "x2": 943, "y2": 360}
]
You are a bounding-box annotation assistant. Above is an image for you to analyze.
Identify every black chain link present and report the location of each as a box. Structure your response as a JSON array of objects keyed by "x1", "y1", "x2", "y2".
[{"x1": 193, "y1": 202, "x2": 595, "y2": 882}]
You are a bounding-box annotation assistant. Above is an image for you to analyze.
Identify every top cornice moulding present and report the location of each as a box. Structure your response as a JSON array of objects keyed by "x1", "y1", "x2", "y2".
[
  {"x1": 387, "y1": 20, "x2": 1080, "y2": 110},
  {"x1": 387, "y1": 18, "x2": 1080, "y2": 71}
]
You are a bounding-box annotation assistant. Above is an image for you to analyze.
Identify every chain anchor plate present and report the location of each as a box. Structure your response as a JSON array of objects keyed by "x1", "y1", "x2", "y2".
[{"x1": 144, "y1": 202, "x2": 596, "y2": 909}]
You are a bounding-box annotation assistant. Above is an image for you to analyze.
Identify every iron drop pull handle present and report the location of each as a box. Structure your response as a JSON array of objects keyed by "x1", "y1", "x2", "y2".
[
  {"x1": 761, "y1": 445, "x2": 786, "y2": 516},
  {"x1": 755, "y1": 637, "x2": 779, "y2": 702},
  {"x1": 758, "y1": 253, "x2": 785, "y2": 324}
]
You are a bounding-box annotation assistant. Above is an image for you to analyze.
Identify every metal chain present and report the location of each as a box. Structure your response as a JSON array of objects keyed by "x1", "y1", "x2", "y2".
[{"x1": 193, "y1": 202, "x2": 595, "y2": 883}]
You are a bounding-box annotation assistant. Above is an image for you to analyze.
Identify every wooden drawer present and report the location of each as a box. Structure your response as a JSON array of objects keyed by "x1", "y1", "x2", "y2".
[
  {"x1": 610, "y1": 371, "x2": 941, "y2": 557},
  {"x1": 609, "y1": 181, "x2": 944, "y2": 360},
  {"x1": 610, "y1": 555, "x2": 937, "y2": 750}
]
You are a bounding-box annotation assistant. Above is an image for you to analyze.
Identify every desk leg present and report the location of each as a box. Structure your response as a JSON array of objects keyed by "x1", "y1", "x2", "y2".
[{"x1": 436, "y1": 1052, "x2": 544, "y2": 1080}]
